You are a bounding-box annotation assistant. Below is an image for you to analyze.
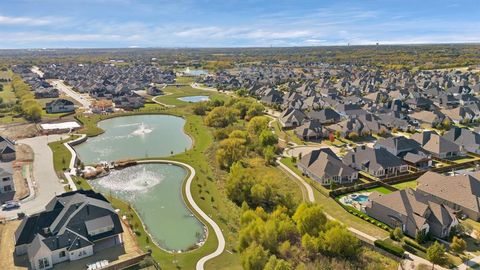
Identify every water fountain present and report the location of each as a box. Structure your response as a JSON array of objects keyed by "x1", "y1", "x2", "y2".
[
  {"x1": 132, "y1": 122, "x2": 153, "y2": 136},
  {"x1": 89, "y1": 164, "x2": 205, "y2": 251}
]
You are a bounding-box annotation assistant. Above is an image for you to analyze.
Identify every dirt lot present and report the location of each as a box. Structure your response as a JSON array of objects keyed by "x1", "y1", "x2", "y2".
[
  {"x1": 0, "y1": 123, "x2": 39, "y2": 140},
  {"x1": 0, "y1": 220, "x2": 27, "y2": 270},
  {"x1": 12, "y1": 144, "x2": 34, "y2": 201}
]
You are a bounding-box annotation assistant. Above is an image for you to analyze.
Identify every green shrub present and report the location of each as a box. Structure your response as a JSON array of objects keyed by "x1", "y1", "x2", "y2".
[
  {"x1": 404, "y1": 237, "x2": 427, "y2": 252},
  {"x1": 374, "y1": 240, "x2": 405, "y2": 257}
]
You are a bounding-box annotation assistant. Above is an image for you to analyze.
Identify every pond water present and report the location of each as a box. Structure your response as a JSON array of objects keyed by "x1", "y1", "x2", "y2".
[
  {"x1": 184, "y1": 68, "x2": 208, "y2": 76},
  {"x1": 74, "y1": 115, "x2": 192, "y2": 164},
  {"x1": 177, "y1": 95, "x2": 210, "y2": 103},
  {"x1": 89, "y1": 163, "x2": 205, "y2": 251}
]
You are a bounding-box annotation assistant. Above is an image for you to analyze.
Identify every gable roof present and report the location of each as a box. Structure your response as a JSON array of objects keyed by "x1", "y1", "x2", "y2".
[
  {"x1": 299, "y1": 148, "x2": 356, "y2": 179},
  {"x1": 15, "y1": 190, "x2": 122, "y2": 249},
  {"x1": 417, "y1": 171, "x2": 480, "y2": 214},
  {"x1": 343, "y1": 146, "x2": 405, "y2": 171}
]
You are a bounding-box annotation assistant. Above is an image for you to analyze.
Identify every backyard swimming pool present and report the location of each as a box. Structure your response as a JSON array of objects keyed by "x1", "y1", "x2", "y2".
[{"x1": 351, "y1": 194, "x2": 369, "y2": 203}]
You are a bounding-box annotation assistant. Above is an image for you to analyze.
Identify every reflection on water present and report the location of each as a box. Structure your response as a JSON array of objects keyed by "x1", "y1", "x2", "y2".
[{"x1": 75, "y1": 115, "x2": 191, "y2": 164}]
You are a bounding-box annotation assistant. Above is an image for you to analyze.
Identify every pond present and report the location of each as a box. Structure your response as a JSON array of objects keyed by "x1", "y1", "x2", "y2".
[
  {"x1": 89, "y1": 163, "x2": 205, "y2": 251},
  {"x1": 74, "y1": 115, "x2": 192, "y2": 164},
  {"x1": 177, "y1": 95, "x2": 210, "y2": 103},
  {"x1": 184, "y1": 67, "x2": 208, "y2": 76}
]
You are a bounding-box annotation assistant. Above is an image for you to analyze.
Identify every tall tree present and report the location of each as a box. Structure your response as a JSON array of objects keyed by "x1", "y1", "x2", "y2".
[{"x1": 426, "y1": 241, "x2": 446, "y2": 270}]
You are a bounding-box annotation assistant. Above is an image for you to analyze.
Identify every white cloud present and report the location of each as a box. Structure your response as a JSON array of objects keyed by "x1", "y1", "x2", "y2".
[{"x1": 0, "y1": 15, "x2": 55, "y2": 26}]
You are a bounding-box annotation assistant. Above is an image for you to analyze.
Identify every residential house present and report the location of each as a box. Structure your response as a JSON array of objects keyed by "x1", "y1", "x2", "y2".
[
  {"x1": 409, "y1": 111, "x2": 445, "y2": 127},
  {"x1": 279, "y1": 108, "x2": 307, "y2": 128},
  {"x1": 0, "y1": 162, "x2": 14, "y2": 194},
  {"x1": 46, "y1": 99, "x2": 75, "y2": 114},
  {"x1": 374, "y1": 136, "x2": 422, "y2": 156},
  {"x1": 146, "y1": 86, "x2": 163, "y2": 96},
  {"x1": 343, "y1": 146, "x2": 408, "y2": 177},
  {"x1": 411, "y1": 131, "x2": 463, "y2": 158},
  {"x1": 417, "y1": 171, "x2": 480, "y2": 221},
  {"x1": 14, "y1": 190, "x2": 124, "y2": 270},
  {"x1": 0, "y1": 135, "x2": 16, "y2": 161},
  {"x1": 443, "y1": 127, "x2": 480, "y2": 154},
  {"x1": 294, "y1": 120, "x2": 325, "y2": 141},
  {"x1": 297, "y1": 148, "x2": 358, "y2": 185},
  {"x1": 366, "y1": 188, "x2": 457, "y2": 239},
  {"x1": 307, "y1": 108, "x2": 341, "y2": 124}
]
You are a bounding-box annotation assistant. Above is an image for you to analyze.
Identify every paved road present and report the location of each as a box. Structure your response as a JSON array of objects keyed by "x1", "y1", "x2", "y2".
[
  {"x1": 137, "y1": 160, "x2": 225, "y2": 270},
  {"x1": 49, "y1": 79, "x2": 91, "y2": 109},
  {"x1": 30, "y1": 66, "x2": 44, "y2": 77},
  {"x1": 1, "y1": 135, "x2": 66, "y2": 219}
]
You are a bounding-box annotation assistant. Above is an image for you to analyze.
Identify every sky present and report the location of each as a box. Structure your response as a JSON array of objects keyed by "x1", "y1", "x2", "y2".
[{"x1": 0, "y1": 0, "x2": 479, "y2": 49}]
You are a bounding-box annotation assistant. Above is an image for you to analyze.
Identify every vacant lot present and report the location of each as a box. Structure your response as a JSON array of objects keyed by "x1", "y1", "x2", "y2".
[{"x1": 0, "y1": 220, "x2": 28, "y2": 270}]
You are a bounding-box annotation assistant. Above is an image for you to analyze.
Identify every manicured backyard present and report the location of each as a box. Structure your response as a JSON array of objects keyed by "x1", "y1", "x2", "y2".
[
  {"x1": 392, "y1": 180, "x2": 417, "y2": 190},
  {"x1": 279, "y1": 157, "x2": 389, "y2": 238}
]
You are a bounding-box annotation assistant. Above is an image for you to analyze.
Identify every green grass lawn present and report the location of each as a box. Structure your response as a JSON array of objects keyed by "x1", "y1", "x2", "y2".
[
  {"x1": 175, "y1": 76, "x2": 195, "y2": 84},
  {"x1": 364, "y1": 186, "x2": 393, "y2": 194},
  {"x1": 392, "y1": 180, "x2": 417, "y2": 190},
  {"x1": 271, "y1": 120, "x2": 304, "y2": 145},
  {"x1": 47, "y1": 135, "x2": 80, "y2": 174},
  {"x1": 153, "y1": 85, "x2": 228, "y2": 107},
  {"x1": 279, "y1": 157, "x2": 389, "y2": 239}
]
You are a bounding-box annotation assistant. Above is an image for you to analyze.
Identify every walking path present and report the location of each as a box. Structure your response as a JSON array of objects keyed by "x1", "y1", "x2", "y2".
[
  {"x1": 276, "y1": 158, "x2": 315, "y2": 203},
  {"x1": 137, "y1": 160, "x2": 225, "y2": 270},
  {"x1": 62, "y1": 134, "x2": 86, "y2": 192},
  {"x1": 453, "y1": 254, "x2": 480, "y2": 270}
]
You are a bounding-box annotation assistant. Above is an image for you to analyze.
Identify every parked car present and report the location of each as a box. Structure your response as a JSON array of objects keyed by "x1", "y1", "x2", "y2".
[{"x1": 2, "y1": 200, "x2": 20, "y2": 210}]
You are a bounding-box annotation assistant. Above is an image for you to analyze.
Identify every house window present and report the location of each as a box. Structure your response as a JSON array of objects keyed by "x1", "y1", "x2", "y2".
[
  {"x1": 38, "y1": 258, "x2": 50, "y2": 269},
  {"x1": 59, "y1": 251, "x2": 66, "y2": 258},
  {"x1": 2, "y1": 177, "x2": 9, "y2": 182},
  {"x1": 4, "y1": 185, "x2": 12, "y2": 192}
]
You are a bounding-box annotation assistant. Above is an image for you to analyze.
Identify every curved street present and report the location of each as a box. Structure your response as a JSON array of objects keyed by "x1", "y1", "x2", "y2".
[{"x1": 1, "y1": 135, "x2": 66, "y2": 219}]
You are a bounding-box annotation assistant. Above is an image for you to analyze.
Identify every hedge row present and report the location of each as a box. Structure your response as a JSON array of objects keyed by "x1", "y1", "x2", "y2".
[
  {"x1": 374, "y1": 240, "x2": 405, "y2": 257},
  {"x1": 403, "y1": 237, "x2": 427, "y2": 252},
  {"x1": 340, "y1": 202, "x2": 392, "y2": 232}
]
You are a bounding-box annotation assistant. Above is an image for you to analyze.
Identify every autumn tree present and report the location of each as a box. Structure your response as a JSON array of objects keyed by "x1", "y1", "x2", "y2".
[
  {"x1": 204, "y1": 106, "x2": 238, "y2": 127},
  {"x1": 247, "y1": 116, "x2": 270, "y2": 135},
  {"x1": 216, "y1": 137, "x2": 246, "y2": 169},
  {"x1": 246, "y1": 103, "x2": 265, "y2": 120},
  {"x1": 241, "y1": 242, "x2": 269, "y2": 270}
]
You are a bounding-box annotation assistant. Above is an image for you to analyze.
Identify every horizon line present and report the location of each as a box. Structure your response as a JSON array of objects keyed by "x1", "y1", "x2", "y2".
[{"x1": 1, "y1": 42, "x2": 480, "y2": 51}]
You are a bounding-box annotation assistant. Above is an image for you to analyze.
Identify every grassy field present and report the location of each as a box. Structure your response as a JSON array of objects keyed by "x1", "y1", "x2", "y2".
[
  {"x1": 174, "y1": 76, "x2": 196, "y2": 84},
  {"x1": 47, "y1": 135, "x2": 80, "y2": 174},
  {"x1": 153, "y1": 85, "x2": 227, "y2": 107},
  {"x1": 392, "y1": 180, "x2": 417, "y2": 190},
  {"x1": 271, "y1": 119, "x2": 305, "y2": 145},
  {"x1": 279, "y1": 157, "x2": 389, "y2": 238},
  {"x1": 364, "y1": 186, "x2": 392, "y2": 194}
]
